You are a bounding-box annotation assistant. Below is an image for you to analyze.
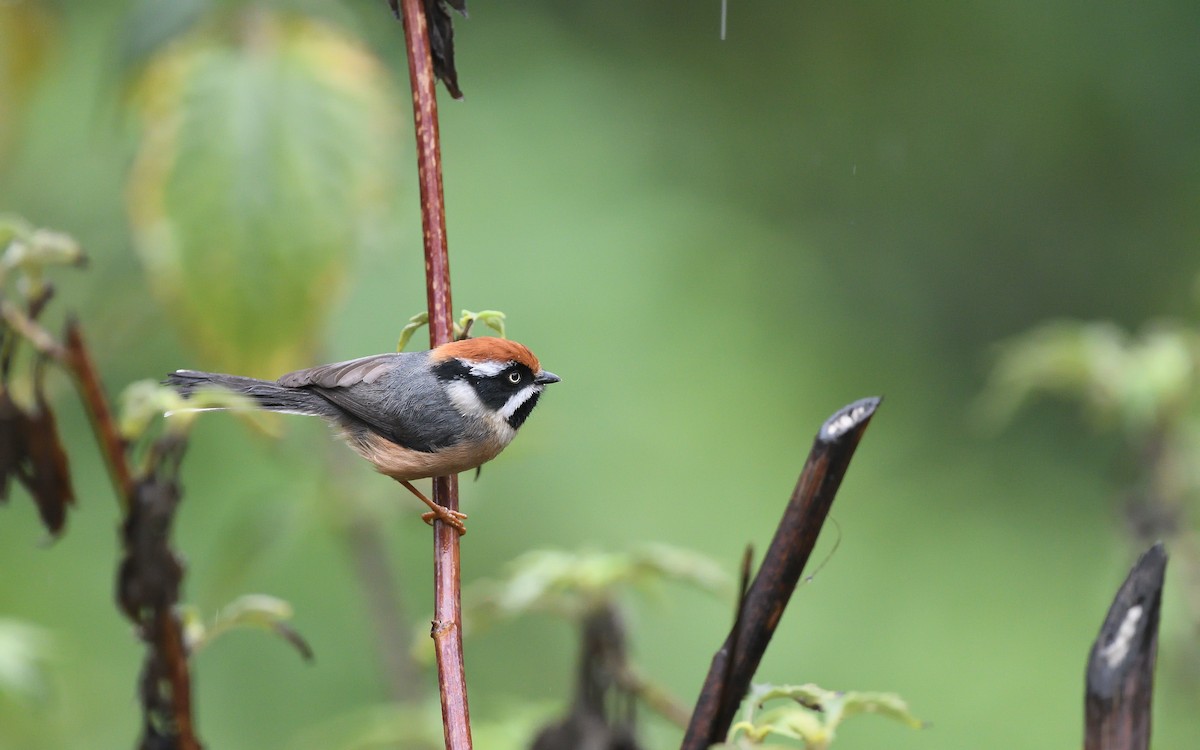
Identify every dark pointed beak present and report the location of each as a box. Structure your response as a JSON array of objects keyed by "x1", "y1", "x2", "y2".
[{"x1": 535, "y1": 371, "x2": 561, "y2": 385}]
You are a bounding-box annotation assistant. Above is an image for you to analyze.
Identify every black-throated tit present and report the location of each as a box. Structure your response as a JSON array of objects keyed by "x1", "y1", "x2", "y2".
[{"x1": 166, "y1": 337, "x2": 559, "y2": 534}]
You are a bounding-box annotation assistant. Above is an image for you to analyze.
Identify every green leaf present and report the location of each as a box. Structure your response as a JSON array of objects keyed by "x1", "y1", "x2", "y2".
[
  {"x1": 465, "y1": 545, "x2": 731, "y2": 624},
  {"x1": 127, "y1": 10, "x2": 402, "y2": 375},
  {"x1": 186, "y1": 593, "x2": 313, "y2": 662},
  {"x1": 396, "y1": 311, "x2": 429, "y2": 352},
  {"x1": 726, "y1": 683, "x2": 925, "y2": 748},
  {"x1": 118, "y1": 378, "x2": 273, "y2": 440},
  {"x1": 458, "y1": 309, "x2": 507, "y2": 339},
  {"x1": 0, "y1": 217, "x2": 85, "y2": 299}
]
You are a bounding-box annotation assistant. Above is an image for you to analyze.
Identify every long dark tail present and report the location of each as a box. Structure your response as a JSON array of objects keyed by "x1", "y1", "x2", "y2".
[{"x1": 165, "y1": 370, "x2": 334, "y2": 417}]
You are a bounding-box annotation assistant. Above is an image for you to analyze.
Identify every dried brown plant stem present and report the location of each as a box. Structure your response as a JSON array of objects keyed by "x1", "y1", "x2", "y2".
[
  {"x1": 681, "y1": 397, "x2": 881, "y2": 750},
  {"x1": 62, "y1": 319, "x2": 135, "y2": 505},
  {"x1": 67, "y1": 321, "x2": 199, "y2": 749},
  {"x1": 0, "y1": 306, "x2": 200, "y2": 748},
  {"x1": 395, "y1": 0, "x2": 471, "y2": 747}
]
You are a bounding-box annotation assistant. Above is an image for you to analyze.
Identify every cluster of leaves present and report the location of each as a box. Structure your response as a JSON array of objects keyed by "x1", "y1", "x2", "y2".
[
  {"x1": 397, "y1": 308, "x2": 507, "y2": 351},
  {"x1": 0, "y1": 215, "x2": 85, "y2": 536},
  {"x1": 979, "y1": 319, "x2": 1200, "y2": 439},
  {"x1": 468, "y1": 545, "x2": 729, "y2": 748},
  {"x1": 979, "y1": 308, "x2": 1200, "y2": 663},
  {"x1": 979, "y1": 315, "x2": 1200, "y2": 542},
  {"x1": 464, "y1": 544, "x2": 732, "y2": 625},
  {"x1": 1, "y1": 215, "x2": 314, "y2": 748},
  {"x1": 717, "y1": 684, "x2": 923, "y2": 749}
]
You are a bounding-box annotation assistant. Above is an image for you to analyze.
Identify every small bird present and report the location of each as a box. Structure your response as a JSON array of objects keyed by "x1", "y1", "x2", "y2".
[{"x1": 166, "y1": 337, "x2": 559, "y2": 534}]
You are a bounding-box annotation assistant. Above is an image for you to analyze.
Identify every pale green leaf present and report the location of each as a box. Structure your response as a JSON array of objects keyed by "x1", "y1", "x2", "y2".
[
  {"x1": 396, "y1": 311, "x2": 429, "y2": 352},
  {"x1": 465, "y1": 545, "x2": 730, "y2": 624},
  {"x1": 728, "y1": 683, "x2": 924, "y2": 747},
  {"x1": 979, "y1": 319, "x2": 1200, "y2": 436},
  {"x1": 187, "y1": 593, "x2": 313, "y2": 662},
  {"x1": 119, "y1": 378, "x2": 273, "y2": 439},
  {"x1": 127, "y1": 12, "x2": 402, "y2": 375},
  {"x1": 0, "y1": 618, "x2": 53, "y2": 703}
]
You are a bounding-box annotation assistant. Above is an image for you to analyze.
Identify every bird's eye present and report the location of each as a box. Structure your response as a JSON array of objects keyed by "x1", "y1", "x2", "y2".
[{"x1": 508, "y1": 371, "x2": 522, "y2": 384}]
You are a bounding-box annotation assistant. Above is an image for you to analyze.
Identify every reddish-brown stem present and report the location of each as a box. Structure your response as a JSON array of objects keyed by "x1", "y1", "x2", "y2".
[
  {"x1": 63, "y1": 318, "x2": 135, "y2": 507},
  {"x1": 157, "y1": 610, "x2": 201, "y2": 750},
  {"x1": 395, "y1": 0, "x2": 471, "y2": 747}
]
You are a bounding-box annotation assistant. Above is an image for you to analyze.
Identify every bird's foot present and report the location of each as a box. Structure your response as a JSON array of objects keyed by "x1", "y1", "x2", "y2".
[{"x1": 422, "y1": 507, "x2": 468, "y2": 536}]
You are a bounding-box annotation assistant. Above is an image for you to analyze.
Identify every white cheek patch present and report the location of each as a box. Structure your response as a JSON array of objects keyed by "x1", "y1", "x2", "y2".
[
  {"x1": 499, "y1": 385, "x2": 540, "y2": 420},
  {"x1": 445, "y1": 379, "x2": 490, "y2": 418}
]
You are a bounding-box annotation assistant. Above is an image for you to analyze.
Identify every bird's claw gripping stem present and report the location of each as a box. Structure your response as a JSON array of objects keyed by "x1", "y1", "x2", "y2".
[
  {"x1": 421, "y1": 508, "x2": 468, "y2": 535},
  {"x1": 399, "y1": 478, "x2": 467, "y2": 535}
]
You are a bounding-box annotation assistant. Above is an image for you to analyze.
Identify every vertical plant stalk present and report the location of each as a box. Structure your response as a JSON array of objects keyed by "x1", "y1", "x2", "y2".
[
  {"x1": 681, "y1": 397, "x2": 881, "y2": 750},
  {"x1": 395, "y1": 0, "x2": 471, "y2": 747},
  {"x1": 57, "y1": 319, "x2": 198, "y2": 747}
]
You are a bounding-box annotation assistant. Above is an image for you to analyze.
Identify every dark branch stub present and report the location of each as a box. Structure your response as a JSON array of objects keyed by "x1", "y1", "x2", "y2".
[
  {"x1": 680, "y1": 397, "x2": 881, "y2": 750},
  {"x1": 1084, "y1": 542, "x2": 1167, "y2": 750}
]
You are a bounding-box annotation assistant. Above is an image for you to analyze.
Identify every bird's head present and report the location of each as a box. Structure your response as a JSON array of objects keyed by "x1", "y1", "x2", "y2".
[{"x1": 431, "y1": 337, "x2": 560, "y2": 430}]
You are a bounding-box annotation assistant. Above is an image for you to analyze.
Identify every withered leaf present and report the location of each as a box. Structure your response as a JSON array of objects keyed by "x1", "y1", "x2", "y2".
[
  {"x1": 388, "y1": 0, "x2": 468, "y2": 99},
  {"x1": 0, "y1": 389, "x2": 25, "y2": 502},
  {"x1": 0, "y1": 377, "x2": 76, "y2": 537},
  {"x1": 24, "y1": 398, "x2": 75, "y2": 536}
]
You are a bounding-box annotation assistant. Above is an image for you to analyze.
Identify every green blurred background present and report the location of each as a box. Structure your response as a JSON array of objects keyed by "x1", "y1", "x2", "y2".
[{"x1": 2, "y1": 0, "x2": 1199, "y2": 747}]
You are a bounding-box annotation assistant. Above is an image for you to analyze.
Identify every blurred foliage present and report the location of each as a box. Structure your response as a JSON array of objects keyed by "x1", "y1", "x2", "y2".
[
  {"x1": 979, "y1": 297, "x2": 1200, "y2": 666},
  {"x1": 287, "y1": 700, "x2": 555, "y2": 750},
  {"x1": 721, "y1": 683, "x2": 923, "y2": 749},
  {"x1": 980, "y1": 319, "x2": 1200, "y2": 437},
  {"x1": 0, "y1": 618, "x2": 53, "y2": 704},
  {"x1": 183, "y1": 593, "x2": 312, "y2": 662},
  {"x1": 125, "y1": 6, "x2": 404, "y2": 376},
  {"x1": 0, "y1": 214, "x2": 85, "y2": 297},
  {"x1": 118, "y1": 378, "x2": 268, "y2": 443},
  {"x1": 0, "y1": 1, "x2": 54, "y2": 166},
  {"x1": 465, "y1": 544, "x2": 731, "y2": 625}
]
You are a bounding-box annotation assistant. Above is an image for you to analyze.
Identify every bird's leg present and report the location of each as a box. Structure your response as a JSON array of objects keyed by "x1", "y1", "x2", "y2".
[{"x1": 397, "y1": 479, "x2": 467, "y2": 536}]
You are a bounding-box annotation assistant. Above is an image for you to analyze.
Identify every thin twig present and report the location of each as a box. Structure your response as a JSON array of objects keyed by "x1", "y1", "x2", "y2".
[
  {"x1": 156, "y1": 608, "x2": 201, "y2": 750},
  {"x1": 614, "y1": 664, "x2": 692, "y2": 728},
  {"x1": 0, "y1": 300, "x2": 67, "y2": 360},
  {"x1": 394, "y1": 0, "x2": 471, "y2": 746},
  {"x1": 62, "y1": 318, "x2": 135, "y2": 507},
  {"x1": 680, "y1": 397, "x2": 881, "y2": 750}
]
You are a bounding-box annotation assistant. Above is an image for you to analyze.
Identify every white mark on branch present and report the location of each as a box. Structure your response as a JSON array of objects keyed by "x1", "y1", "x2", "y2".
[{"x1": 1100, "y1": 604, "x2": 1143, "y2": 668}]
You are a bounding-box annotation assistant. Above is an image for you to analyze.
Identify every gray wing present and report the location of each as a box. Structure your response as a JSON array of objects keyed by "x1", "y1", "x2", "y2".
[
  {"x1": 277, "y1": 353, "x2": 404, "y2": 388},
  {"x1": 278, "y1": 352, "x2": 464, "y2": 452}
]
